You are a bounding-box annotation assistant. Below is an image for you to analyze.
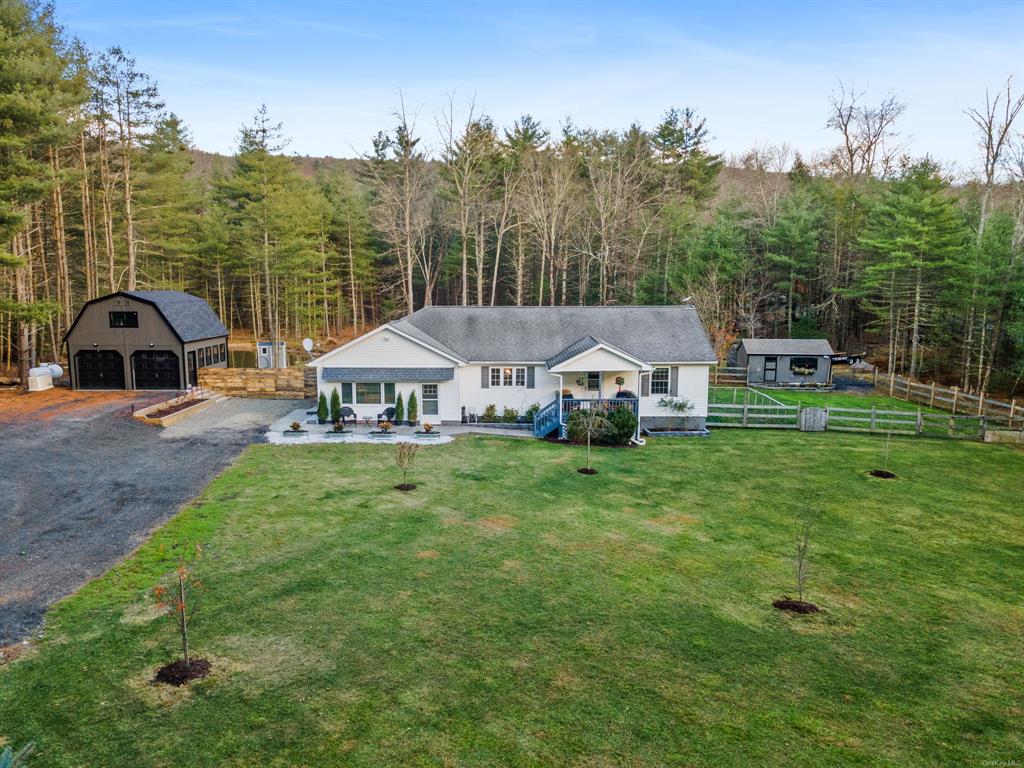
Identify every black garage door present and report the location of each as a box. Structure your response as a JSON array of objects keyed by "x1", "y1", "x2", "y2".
[
  {"x1": 131, "y1": 351, "x2": 181, "y2": 390},
  {"x1": 75, "y1": 350, "x2": 125, "y2": 389}
]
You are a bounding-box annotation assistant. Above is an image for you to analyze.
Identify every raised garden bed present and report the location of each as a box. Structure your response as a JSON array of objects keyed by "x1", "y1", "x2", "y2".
[
  {"x1": 282, "y1": 430, "x2": 308, "y2": 438},
  {"x1": 415, "y1": 431, "x2": 441, "y2": 438},
  {"x1": 468, "y1": 422, "x2": 533, "y2": 431},
  {"x1": 368, "y1": 431, "x2": 396, "y2": 439},
  {"x1": 134, "y1": 394, "x2": 220, "y2": 427}
]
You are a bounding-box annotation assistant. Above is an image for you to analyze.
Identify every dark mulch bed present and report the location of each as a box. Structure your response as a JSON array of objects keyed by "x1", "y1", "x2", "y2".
[
  {"x1": 153, "y1": 658, "x2": 212, "y2": 686},
  {"x1": 577, "y1": 467, "x2": 598, "y2": 475},
  {"x1": 869, "y1": 469, "x2": 897, "y2": 479},
  {"x1": 773, "y1": 598, "x2": 821, "y2": 614},
  {"x1": 394, "y1": 483, "x2": 417, "y2": 491},
  {"x1": 147, "y1": 398, "x2": 206, "y2": 419}
]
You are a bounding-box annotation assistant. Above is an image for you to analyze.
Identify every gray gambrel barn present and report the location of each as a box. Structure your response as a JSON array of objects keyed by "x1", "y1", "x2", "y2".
[
  {"x1": 64, "y1": 291, "x2": 228, "y2": 390},
  {"x1": 731, "y1": 338, "x2": 835, "y2": 386}
]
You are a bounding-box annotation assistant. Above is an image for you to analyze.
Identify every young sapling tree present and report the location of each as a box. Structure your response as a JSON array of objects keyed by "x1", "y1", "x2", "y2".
[
  {"x1": 394, "y1": 441, "x2": 419, "y2": 490},
  {"x1": 153, "y1": 545, "x2": 211, "y2": 683}
]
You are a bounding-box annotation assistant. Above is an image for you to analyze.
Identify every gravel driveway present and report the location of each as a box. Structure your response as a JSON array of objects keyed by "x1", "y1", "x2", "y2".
[{"x1": 0, "y1": 393, "x2": 307, "y2": 646}]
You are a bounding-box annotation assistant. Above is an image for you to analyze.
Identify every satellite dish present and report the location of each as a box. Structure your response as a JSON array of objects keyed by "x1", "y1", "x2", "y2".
[{"x1": 302, "y1": 338, "x2": 314, "y2": 353}]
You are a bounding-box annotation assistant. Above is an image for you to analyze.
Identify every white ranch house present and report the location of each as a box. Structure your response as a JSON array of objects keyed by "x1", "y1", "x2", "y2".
[{"x1": 308, "y1": 305, "x2": 716, "y2": 438}]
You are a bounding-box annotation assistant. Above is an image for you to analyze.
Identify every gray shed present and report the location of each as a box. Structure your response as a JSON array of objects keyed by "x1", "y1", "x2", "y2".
[
  {"x1": 734, "y1": 338, "x2": 834, "y2": 386},
  {"x1": 64, "y1": 291, "x2": 228, "y2": 390}
]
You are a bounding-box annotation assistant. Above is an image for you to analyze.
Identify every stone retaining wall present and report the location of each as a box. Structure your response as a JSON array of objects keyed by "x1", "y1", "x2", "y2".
[{"x1": 199, "y1": 367, "x2": 316, "y2": 399}]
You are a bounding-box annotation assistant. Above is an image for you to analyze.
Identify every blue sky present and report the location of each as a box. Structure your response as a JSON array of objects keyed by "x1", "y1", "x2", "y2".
[{"x1": 59, "y1": 1, "x2": 1024, "y2": 170}]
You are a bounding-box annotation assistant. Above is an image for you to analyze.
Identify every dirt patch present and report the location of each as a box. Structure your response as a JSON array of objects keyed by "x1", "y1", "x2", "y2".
[
  {"x1": 0, "y1": 388, "x2": 167, "y2": 422},
  {"x1": 869, "y1": 469, "x2": 897, "y2": 479},
  {"x1": 643, "y1": 513, "x2": 700, "y2": 533},
  {"x1": 145, "y1": 398, "x2": 207, "y2": 419},
  {"x1": 773, "y1": 599, "x2": 821, "y2": 614},
  {"x1": 477, "y1": 515, "x2": 518, "y2": 532},
  {"x1": 154, "y1": 658, "x2": 212, "y2": 686},
  {"x1": 394, "y1": 483, "x2": 417, "y2": 492},
  {"x1": 577, "y1": 467, "x2": 598, "y2": 475},
  {"x1": 415, "y1": 550, "x2": 440, "y2": 559}
]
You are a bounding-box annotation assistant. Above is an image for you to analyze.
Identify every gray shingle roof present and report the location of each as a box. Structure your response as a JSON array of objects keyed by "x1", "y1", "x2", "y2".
[
  {"x1": 740, "y1": 338, "x2": 834, "y2": 356},
  {"x1": 546, "y1": 336, "x2": 600, "y2": 368},
  {"x1": 124, "y1": 291, "x2": 228, "y2": 343},
  {"x1": 396, "y1": 305, "x2": 716, "y2": 364},
  {"x1": 322, "y1": 367, "x2": 454, "y2": 382}
]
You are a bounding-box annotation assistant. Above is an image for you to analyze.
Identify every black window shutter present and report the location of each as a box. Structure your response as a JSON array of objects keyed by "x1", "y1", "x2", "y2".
[
  {"x1": 670, "y1": 366, "x2": 679, "y2": 396},
  {"x1": 527, "y1": 366, "x2": 535, "y2": 389},
  {"x1": 481, "y1": 366, "x2": 489, "y2": 389},
  {"x1": 641, "y1": 373, "x2": 650, "y2": 397}
]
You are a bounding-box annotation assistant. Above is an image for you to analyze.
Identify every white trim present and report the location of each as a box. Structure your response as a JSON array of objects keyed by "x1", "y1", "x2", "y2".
[
  {"x1": 548, "y1": 342, "x2": 652, "y2": 373},
  {"x1": 308, "y1": 324, "x2": 464, "y2": 368}
]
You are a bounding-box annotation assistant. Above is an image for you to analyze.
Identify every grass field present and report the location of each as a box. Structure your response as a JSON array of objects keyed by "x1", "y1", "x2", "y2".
[
  {"x1": 1, "y1": 433, "x2": 1022, "y2": 766},
  {"x1": 710, "y1": 385, "x2": 946, "y2": 413}
]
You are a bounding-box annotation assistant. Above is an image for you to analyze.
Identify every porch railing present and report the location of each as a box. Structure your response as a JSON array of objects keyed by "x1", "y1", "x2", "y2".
[
  {"x1": 532, "y1": 397, "x2": 640, "y2": 438},
  {"x1": 532, "y1": 398, "x2": 561, "y2": 437}
]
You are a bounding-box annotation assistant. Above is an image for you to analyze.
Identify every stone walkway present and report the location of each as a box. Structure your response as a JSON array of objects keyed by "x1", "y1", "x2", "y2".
[{"x1": 266, "y1": 408, "x2": 533, "y2": 445}]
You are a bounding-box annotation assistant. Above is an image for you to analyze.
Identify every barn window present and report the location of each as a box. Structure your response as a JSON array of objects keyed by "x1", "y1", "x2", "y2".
[
  {"x1": 790, "y1": 357, "x2": 819, "y2": 375},
  {"x1": 109, "y1": 311, "x2": 138, "y2": 328}
]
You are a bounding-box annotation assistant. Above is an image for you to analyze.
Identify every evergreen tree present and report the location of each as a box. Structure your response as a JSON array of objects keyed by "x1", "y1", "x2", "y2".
[
  {"x1": 858, "y1": 160, "x2": 966, "y2": 377},
  {"x1": 765, "y1": 185, "x2": 823, "y2": 337}
]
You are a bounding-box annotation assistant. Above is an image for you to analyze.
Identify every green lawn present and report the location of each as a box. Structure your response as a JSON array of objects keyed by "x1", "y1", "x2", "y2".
[
  {"x1": 2, "y1": 433, "x2": 1022, "y2": 766},
  {"x1": 762, "y1": 387, "x2": 942, "y2": 412}
]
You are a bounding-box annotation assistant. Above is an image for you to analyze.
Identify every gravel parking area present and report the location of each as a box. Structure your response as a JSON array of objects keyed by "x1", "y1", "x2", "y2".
[{"x1": 0, "y1": 392, "x2": 307, "y2": 646}]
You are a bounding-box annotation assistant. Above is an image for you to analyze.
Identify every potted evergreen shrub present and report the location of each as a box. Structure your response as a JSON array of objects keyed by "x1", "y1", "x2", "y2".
[
  {"x1": 329, "y1": 388, "x2": 342, "y2": 425},
  {"x1": 316, "y1": 392, "x2": 329, "y2": 424},
  {"x1": 394, "y1": 392, "x2": 405, "y2": 427},
  {"x1": 407, "y1": 391, "x2": 418, "y2": 426}
]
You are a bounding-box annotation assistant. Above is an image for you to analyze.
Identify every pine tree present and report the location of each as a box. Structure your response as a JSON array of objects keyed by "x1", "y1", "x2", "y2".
[
  {"x1": 858, "y1": 160, "x2": 966, "y2": 377},
  {"x1": 0, "y1": 0, "x2": 82, "y2": 385}
]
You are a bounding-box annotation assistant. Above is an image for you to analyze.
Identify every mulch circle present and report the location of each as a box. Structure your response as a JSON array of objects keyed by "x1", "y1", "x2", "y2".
[
  {"x1": 154, "y1": 658, "x2": 212, "y2": 686},
  {"x1": 577, "y1": 467, "x2": 598, "y2": 475},
  {"x1": 394, "y1": 483, "x2": 417, "y2": 492},
  {"x1": 869, "y1": 469, "x2": 897, "y2": 479},
  {"x1": 773, "y1": 599, "x2": 821, "y2": 614}
]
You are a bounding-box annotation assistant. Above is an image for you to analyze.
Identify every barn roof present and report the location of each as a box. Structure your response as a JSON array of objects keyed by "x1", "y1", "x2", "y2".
[
  {"x1": 120, "y1": 291, "x2": 227, "y2": 342},
  {"x1": 739, "y1": 338, "x2": 834, "y2": 356}
]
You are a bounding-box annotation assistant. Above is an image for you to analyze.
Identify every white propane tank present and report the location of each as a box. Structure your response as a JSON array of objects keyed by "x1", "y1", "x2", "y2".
[{"x1": 29, "y1": 363, "x2": 63, "y2": 379}]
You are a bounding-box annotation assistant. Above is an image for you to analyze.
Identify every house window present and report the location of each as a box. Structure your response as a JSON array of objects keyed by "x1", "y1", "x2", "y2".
[
  {"x1": 109, "y1": 311, "x2": 138, "y2": 328},
  {"x1": 789, "y1": 357, "x2": 819, "y2": 375},
  {"x1": 490, "y1": 366, "x2": 527, "y2": 387},
  {"x1": 352, "y1": 382, "x2": 396, "y2": 405},
  {"x1": 651, "y1": 367, "x2": 670, "y2": 394},
  {"x1": 340, "y1": 383, "x2": 353, "y2": 404},
  {"x1": 586, "y1": 371, "x2": 600, "y2": 391},
  {"x1": 422, "y1": 384, "x2": 439, "y2": 415}
]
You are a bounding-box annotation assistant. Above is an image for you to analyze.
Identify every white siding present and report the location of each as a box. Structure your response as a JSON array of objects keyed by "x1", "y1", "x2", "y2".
[
  {"x1": 315, "y1": 328, "x2": 454, "y2": 368},
  {"x1": 459, "y1": 365, "x2": 560, "y2": 418},
  {"x1": 553, "y1": 347, "x2": 640, "y2": 372},
  {"x1": 638, "y1": 364, "x2": 709, "y2": 417},
  {"x1": 320, "y1": 377, "x2": 461, "y2": 423}
]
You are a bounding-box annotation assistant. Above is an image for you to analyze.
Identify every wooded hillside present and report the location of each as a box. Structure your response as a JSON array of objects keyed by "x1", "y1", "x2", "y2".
[{"x1": 2, "y1": 0, "x2": 1023, "y2": 394}]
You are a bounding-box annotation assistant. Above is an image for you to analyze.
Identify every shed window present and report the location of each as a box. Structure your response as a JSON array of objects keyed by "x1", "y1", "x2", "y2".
[
  {"x1": 790, "y1": 357, "x2": 819, "y2": 375},
  {"x1": 198, "y1": 347, "x2": 207, "y2": 367},
  {"x1": 651, "y1": 367, "x2": 670, "y2": 394},
  {"x1": 109, "y1": 311, "x2": 138, "y2": 328},
  {"x1": 220, "y1": 343, "x2": 227, "y2": 361}
]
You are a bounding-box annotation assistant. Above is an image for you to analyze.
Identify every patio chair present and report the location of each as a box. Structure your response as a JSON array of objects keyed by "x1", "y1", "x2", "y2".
[
  {"x1": 339, "y1": 406, "x2": 355, "y2": 427},
  {"x1": 377, "y1": 406, "x2": 396, "y2": 427}
]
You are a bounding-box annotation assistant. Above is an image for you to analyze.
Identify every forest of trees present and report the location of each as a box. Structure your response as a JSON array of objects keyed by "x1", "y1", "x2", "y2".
[{"x1": 2, "y1": 0, "x2": 1024, "y2": 394}]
